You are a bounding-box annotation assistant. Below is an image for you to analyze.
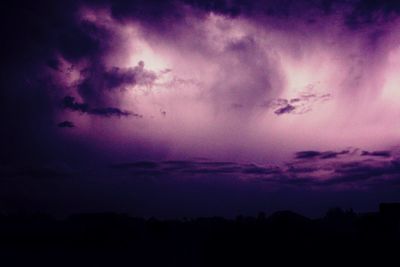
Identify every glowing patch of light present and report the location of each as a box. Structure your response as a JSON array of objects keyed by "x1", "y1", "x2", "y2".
[
  {"x1": 279, "y1": 48, "x2": 337, "y2": 98},
  {"x1": 128, "y1": 40, "x2": 169, "y2": 72},
  {"x1": 381, "y1": 46, "x2": 400, "y2": 104}
]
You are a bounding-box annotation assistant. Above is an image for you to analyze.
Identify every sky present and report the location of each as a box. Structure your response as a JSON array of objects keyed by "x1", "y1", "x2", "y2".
[{"x1": 2, "y1": 0, "x2": 400, "y2": 218}]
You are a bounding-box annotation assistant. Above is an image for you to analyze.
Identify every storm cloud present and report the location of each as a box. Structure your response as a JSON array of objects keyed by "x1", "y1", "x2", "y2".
[
  {"x1": 62, "y1": 96, "x2": 134, "y2": 117},
  {"x1": 4, "y1": 0, "x2": 400, "y2": 164},
  {"x1": 3, "y1": 0, "x2": 400, "y2": 217}
]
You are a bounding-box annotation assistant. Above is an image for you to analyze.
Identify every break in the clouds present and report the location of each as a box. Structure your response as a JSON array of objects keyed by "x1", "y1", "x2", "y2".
[{"x1": 3, "y1": 0, "x2": 400, "y2": 216}]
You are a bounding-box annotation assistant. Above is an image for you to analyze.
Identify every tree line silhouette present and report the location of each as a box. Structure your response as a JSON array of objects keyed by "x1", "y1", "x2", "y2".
[{"x1": 1, "y1": 203, "x2": 399, "y2": 266}]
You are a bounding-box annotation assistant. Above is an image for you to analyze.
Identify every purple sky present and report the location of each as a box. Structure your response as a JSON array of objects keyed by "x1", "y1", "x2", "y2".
[{"x1": 2, "y1": 0, "x2": 400, "y2": 217}]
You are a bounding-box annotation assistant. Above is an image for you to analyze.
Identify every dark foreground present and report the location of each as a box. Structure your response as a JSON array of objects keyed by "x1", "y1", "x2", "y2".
[{"x1": 1, "y1": 203, "x2": 400, "y2": 266}]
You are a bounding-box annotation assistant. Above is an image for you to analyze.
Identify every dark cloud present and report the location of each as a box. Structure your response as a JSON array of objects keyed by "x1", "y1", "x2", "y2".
[
  {"x1": 182, "y1": 167, "x2": 241, "y2": 174},
  {"x1": 2, "y1": 1, "x2": 399, "y2": 70},
  {"x1": 58, "y1": 121, "x2": 75, "y2": 128},
  {"x1": 89, "y1": 107, "x2": 133, "y2": 117},
  {"x1": 320, "y1": 150, "x2": 350, "y2": 159},
  {"x1": 271, "y1": 91, "x2": 331, "y2": 116},
  {"x1": 111, "y1": 160, "x2": 241, "y2": 175},
  {"x1": 295, "y1": 150, "x2": 350, "y2": 159},
  {"x1": 182, "y1": 0, "x2": 243, "y2": 17},
  {"x1": 361, "y1": 150, "x2": 391, "y2": 158},
  {"x1": 103, "y1": 67, "x2": 137, "y2": 89},
  {"x1": 287, "y1": 148, "x2": 400, "y2": 188},
  {"x1": 106, "y1": 0, "x2": 184, "y2": 28},
  {"x1": 287, "y1": 166, "x2": 318, "y2": 174},
  {"x1": 3, "y1": 148, "x2": 400, "y2": 218},
  {"x1": 333, "y1": 160, "x2": 400, "y2": 178},
  {"x1": 63, "y1": 96, "x2": 136, "y2": 117},
  {"x1": 295, "y1": 151, "x2": 322, "y2": 159},
  {"x1": 274, "y1": 104, "x2": 296, "y2": 115},
  {"x1": 183, "y1": 0, "x2": 400, "y2": 29},
  {"x1": 183, "y1": 0, "x2": 334, "y2": 21},
  {"x1": 242, "y1": 165, "x2": 281, "y2": 175},
  {"x1": 63, "y1": 96, "x2": 89, "y2": 113},
  {"x1": 346, "y1": 0, "x2": 400, "y2": 28},
  {"x1": 315, "y1": 161, "x2": 400, "y2": 187},
  {"x1": 0, "y1": 0, "x2": 117, "y2": 164},
  {"x1": 0, "y1": 1, "x2": 153, "y2": 164},
  {"x1": 103, "y1": 149, "x2": 400, "y2": 190},
  {"x1": 77, "y1": 61, "x2": 157, "y2": 107}
]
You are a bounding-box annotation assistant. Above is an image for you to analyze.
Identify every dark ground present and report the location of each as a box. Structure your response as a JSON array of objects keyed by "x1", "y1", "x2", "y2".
[{"x1": 0, "y1": 203, "x2": 399, "y2": 266}]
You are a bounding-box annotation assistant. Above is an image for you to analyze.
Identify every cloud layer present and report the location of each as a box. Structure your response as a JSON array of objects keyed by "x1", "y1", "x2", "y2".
[
  {"x1": 2, "y1": 148, "x2": 400, "y2": 218},
  {"x1": 3, "y1": 1, "x2": 400, "y2": 216}
]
